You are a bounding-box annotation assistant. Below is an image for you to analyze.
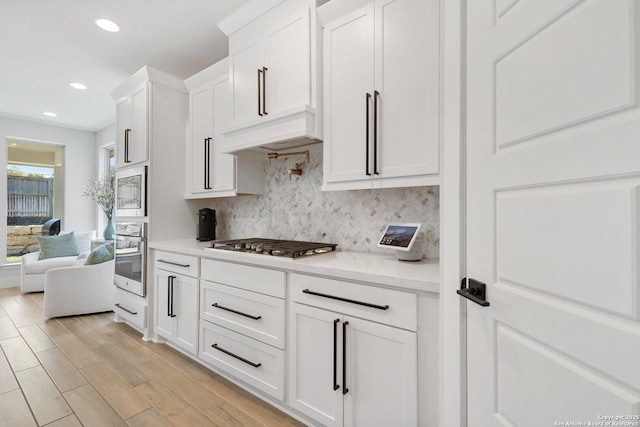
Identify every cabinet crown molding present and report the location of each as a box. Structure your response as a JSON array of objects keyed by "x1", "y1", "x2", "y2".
[{"x1": 111, "y1": 66, "x2": 186, "y2": 101}]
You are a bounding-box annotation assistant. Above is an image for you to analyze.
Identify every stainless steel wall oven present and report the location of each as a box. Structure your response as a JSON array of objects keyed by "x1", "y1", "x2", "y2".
[{"x1": 114, "y1": 221, "x2": 146, "y2": 297}]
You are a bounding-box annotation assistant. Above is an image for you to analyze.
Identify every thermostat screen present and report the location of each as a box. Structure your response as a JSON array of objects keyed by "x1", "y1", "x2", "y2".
[{"x1": 379, "y1": 225, "x2": 419, "y2": 248}]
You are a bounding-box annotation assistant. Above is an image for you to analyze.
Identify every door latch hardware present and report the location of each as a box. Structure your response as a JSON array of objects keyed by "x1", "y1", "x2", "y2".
[{"x1": 457, "y1": 278, "x2": 490, "y2": 306}]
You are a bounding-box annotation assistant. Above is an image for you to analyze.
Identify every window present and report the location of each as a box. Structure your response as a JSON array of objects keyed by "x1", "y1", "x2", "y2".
[{"x1": 6, "y1": 140, "x2": 64, "y2": 263}]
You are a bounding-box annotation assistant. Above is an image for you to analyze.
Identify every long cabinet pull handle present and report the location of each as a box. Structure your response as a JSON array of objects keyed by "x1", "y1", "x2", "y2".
[
  {"x1": 115, "y1": 303, "x2": 137, "y2": 315},
  {"x1": 302, "y1": 289, "x2": 389, "y2": 311},
  {"x1": 212, "y1": 303, "x2": 262, "y2": 320},
  {"x1": 166, "y1": 275, "x2": 171, "y2": 317},
  {"x1": 373, "y1": 90, "x2": 379, "y2": 175},
  {"x1": 257, "y1": 69, "x2": 263, "y2": 116},
  {"x1": 206, "y1": 137, "x2": 212, "y2": 189},
  {"x1": 262, "y1": 67, "x2": 268, "y2": 115},
  {"x1": 365, "y1": 93, "x2": 371, "y2": 176},
  {"x1": 158, "y1": 259, "x2": 190, "y2": 268},
  {"x1": 212, "y1": 343, "x2": 262, "y2": 368},
  {"x1": 203, "y1": 138, "x2": 208, "y2": 189},
  {"x1": 169, "y1": 275, "x2": 177, "y2": 318},
  {"x1": 333, "y1": 319, "x2": 340, "y2": 391},
  {"x1": 124, "y1": 129, "x2": 131, "y2": 163},
  {"x1": 342, "y1": 321, "x2": 349, "y2": 395}
]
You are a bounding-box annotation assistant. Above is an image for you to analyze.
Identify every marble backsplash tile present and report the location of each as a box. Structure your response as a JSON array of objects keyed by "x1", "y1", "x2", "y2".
[{"x1": 200, "y1": 145, "x2": 440, "y2": 260}]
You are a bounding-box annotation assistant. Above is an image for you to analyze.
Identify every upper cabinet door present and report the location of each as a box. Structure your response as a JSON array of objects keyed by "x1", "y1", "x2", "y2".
[
  {"x1": 116, "y1": 96, "x2": 132, "y2": 169},
  {"x1": 322, "y1": 5, "x2": 375, "y2": 185},
  {"x1": 375, "y1": 0, "x2": 438, "y2": 179},
  {"x1": 230, "y1": 40, "x2": 266, "y2": 125},
  {"x1": 188, "y1": 84, "x2": 214, "y2": 194},
  {"x1": 116, "y1": 84, "x2": 149, "y2": 168},
  {"x1": 266, "y1": 8, "x2": 311, "y2": 116}
]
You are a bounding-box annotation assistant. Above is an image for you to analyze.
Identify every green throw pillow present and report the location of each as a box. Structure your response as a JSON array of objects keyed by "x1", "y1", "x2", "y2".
[
  {"x1": 37, "y1": 232, "x2": 79, "y2": 260},
  {"x1": 85, "y1": 242, "x2": 114, "y2": 265}
]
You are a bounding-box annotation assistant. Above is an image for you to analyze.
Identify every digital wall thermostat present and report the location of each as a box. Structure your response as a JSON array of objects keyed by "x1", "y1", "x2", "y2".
[{"x1": 377, "y1": 223, "x2": 423, "y2": 261}]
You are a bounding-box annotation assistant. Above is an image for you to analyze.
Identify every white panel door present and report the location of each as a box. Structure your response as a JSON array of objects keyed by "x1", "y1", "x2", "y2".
[
  {"x1": 173, "y1": 274, "x2": 198, "y2": 354},
  {"x1": 466, "y1": 1, "x2": 640, "y2": 425},
  {"x1": 230, "y1": 40, "x2": 265, "y2": 126},
  {"x1": 116, "y1": 96, "x2": 132, "y2": 169},
  {"x1": 375, "y1": 0, "x2": 438, "y2": 179},
  {"x1": 188, "y1": 84, "x2": 213, "y2": 194},
  {"x1": 287, "y1": 303, "x2": 343, "y2": 427},
  {"x1": 323, "y1": 4, "x2": 375, "y2": 184},
  {"x1": 266, "y1": 8, "x2": 311, "y2": 115},
  {"x1": 343, "y1": 316, "x2": 417, "y2": 427},
  {"x1": 155, "y1": 270, "x2": 174, "y2": 340}
]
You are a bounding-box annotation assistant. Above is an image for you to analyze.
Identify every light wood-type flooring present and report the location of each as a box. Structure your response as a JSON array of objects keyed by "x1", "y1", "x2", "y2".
[{"x1": 0, "y1": 286, "x2": 305, "y2": 426}]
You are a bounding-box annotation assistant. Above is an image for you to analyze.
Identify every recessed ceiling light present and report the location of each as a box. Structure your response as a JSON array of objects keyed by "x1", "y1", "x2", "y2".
[
  {"x1": 43, "y1": 112, "x2": 57, "y2": 117},
  {"x1": 70, "y1": 82, "x2": 87, "y2": 90},
  {"x1": 95, "y1": 18, "x2": 119, "y2": 32}
]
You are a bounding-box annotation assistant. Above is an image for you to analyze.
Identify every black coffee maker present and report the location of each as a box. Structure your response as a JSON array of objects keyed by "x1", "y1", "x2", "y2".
[{"x1": 197, "y1": 208, "x2": 216, "y2": 241}]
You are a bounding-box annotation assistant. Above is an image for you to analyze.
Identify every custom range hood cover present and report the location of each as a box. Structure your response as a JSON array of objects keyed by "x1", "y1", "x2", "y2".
[{"x1": 218, "y1": 0, "x2": 324, "y2": 154}]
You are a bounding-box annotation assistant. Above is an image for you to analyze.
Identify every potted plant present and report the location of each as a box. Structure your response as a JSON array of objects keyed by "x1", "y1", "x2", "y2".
[{"x1": 83, "y1": 176, "x2": 115, "y2": 240}]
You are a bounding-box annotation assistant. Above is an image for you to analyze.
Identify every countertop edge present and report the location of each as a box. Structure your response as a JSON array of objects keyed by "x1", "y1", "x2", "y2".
[{"x1": 149, "y1": 240, "x2": 440, "y2": 294}]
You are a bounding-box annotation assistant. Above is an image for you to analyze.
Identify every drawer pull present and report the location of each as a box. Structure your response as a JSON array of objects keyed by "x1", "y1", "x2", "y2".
[
  {"x1": 212, "y1": 303, "x2": 262, "y2": 320},
  {"x1": 302, "y1": 289, "x2": 390, "y2": 311},
  {"x1": 158, "y1": 259, "x2": 190, "y2": 268},
  {"x1": 212, "y1": 343, "x2": 262, "y2": 368},
  {"x1": 115, "y1": 303, "x2": 137, "y2": 315}
]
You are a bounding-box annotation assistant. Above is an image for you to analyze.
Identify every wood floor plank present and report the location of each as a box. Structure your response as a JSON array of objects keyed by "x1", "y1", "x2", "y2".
[
  {"x1": 91, "y1": 345, "x2": 154, "y2": 387},
  {"x1": 50, "y1": 333, "x2": 100, "y2": 369},
  {"x1": 0, "y1": 347, "x2": 19, "y2": 394},
  {"x1": 26, "y1": 292, "x2": 44, "y2": 309},
  {"x1": 0, "y1": 315, "x2": 20, "y2": 340},
  {"x1": 6, "y1": 306, "x2": 35, "y2": 328},
  {"x1": 13, "y1": 294, "x2": 45, "y2": 318},
  {"x1": 42, "y1": 414, "x2": 82, "y2": 427},
  {"x1": 80, "y1": 362, "x2": 150, "y2": 420},
  {"x1": 0, "y1": 388, "x2": 37, "y2": 426},
  {"x1": 142, "y1": 355, "x2": 264, "y2": 427},
  {"x1": 1, "y1": 336, "x2": 40, "y2": 372},
  {"x1": 134, "y1": 378, "x2": 219, "y2": 427},
  {"x1": 16, "y1": 365, "x2": 73, "y2": 425},
  {"x1": 36, "y1": 348, "x2": 88, "y2": 393},
  {"x1": 0, "y1": 294, "x2": 21, "y2": 310},
  {"x1": 125, "y1": 408, "x2": 175, "y2": 427},
  {"x1": 56, "y1": 317, "x2": 109, "y2": 349},
  {"x1": 33, "y1": 317, "x2": 71, "y2": 339},
  {"x1": 19, "y1": 324, "x2": 56, "y2": 353},
  {"x1": 63, "y1": 384, "x2": 127, "y2": 427}
]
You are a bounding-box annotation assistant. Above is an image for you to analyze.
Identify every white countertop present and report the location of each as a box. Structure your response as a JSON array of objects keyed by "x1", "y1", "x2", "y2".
[{"x1": 149, "y1": 239, "x2": 439, "y2": 294}]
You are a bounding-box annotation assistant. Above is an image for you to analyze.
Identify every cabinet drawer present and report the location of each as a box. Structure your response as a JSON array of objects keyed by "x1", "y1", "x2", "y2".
[
  {"x1": 155, "y1": 251, "x2": 199, "y2": 277},
  {"x1": 290, "y1": 273, "x2": 417, "y2": 331},
  {"x1": 201, "y1": 281, "x2": 286, "y2": 349},
  {"x1": 201, "y1": 259, "x2": 285, "y2": 298},
  {"x1": 114, "y1": 288, "x2": 147, "y2": 331},
  {"x1": 199, "y1": 320, "x2": 285, "y2": 401}
]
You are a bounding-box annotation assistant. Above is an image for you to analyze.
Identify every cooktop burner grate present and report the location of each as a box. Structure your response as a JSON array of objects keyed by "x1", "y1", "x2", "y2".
[{"x1": 209, "y1": 238, "x2": 338, "y2": 258}]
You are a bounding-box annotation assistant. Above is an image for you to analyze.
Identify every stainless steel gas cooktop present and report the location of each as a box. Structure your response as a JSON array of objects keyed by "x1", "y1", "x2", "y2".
[{"x1": 208, "y1": 238, "x2": 338, "y2": 258}]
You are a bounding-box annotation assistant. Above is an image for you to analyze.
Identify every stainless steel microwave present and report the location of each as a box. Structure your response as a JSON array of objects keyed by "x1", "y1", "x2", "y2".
[{"x1": 115, "y1": 166, "x2": 147, "y2": 218}]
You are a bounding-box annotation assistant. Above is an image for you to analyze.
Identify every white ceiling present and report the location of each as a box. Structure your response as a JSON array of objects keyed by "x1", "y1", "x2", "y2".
[{"x1": 0, "y1": 0, "x2": 249, "y2": 132}]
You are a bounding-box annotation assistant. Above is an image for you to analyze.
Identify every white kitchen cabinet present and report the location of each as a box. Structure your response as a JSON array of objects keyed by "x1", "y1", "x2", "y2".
[
  {"x1": 154, "y1": 253, "x2": 200, "y2": 354},
  {"x1": 321, "y1": 0, "x2": 440, "y2": 190},
  {"x1": 288, "y1": 274, "x2": 418, "y2": 426},
  {"x1": 218, "y1": 0, "x2": 324, "y2": 152},
  {"x1": 115, "y1": 83, "x2": 148, "y2": 168},
  {"x1": 184, "y1": 60, "x2": 264, "y2": 198}
]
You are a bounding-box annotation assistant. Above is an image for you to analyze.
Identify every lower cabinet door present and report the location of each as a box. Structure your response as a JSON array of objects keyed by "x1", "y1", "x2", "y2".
[
  {"x1": 343, "y1": 316, "x2": 418, "y2": 427},
  {"x1": 155, "y1": 270, "x2": 174, "y2": 339},
  {"x1": 199, "y1": 320, "x2": 285, "y2": 400},
  {"x1": 174, "y1": 274, "x2": 199, "y2": 354},
  {"x1": 288, "y1": 303, "x2": 343, "y2": 427}
]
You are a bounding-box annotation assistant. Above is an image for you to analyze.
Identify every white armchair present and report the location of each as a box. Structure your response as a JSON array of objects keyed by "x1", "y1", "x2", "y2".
[
  {"x1": 43, "y1": 258, "x2": 115, "y2": 318},
  {"x1": 20, "y1": 230, "x2": 96, "y2": 293}
]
